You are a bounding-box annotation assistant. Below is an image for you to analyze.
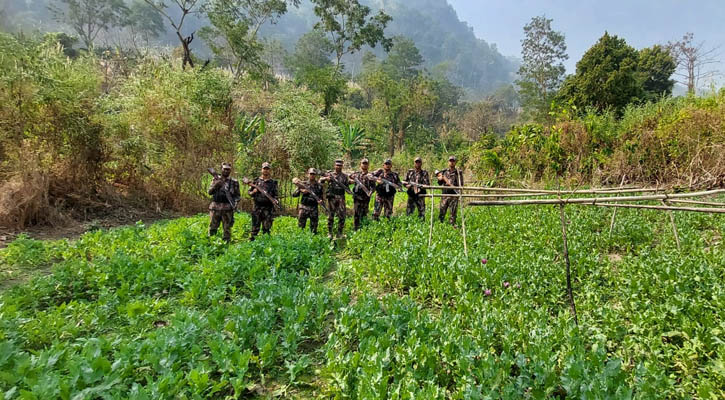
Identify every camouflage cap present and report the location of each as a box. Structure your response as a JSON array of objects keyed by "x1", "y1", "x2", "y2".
[
  {"x1": 383, "y1": 159, "x2": 392, "y2": 165},
  {"x1": 308, "y1": 168, "x2": 317, "y2": 174},
  {"x1": 221, "y1": 162, "x2": 232, "y2": 169},
  {"x1": 414, "y1": 157, "x2": 422, "y2": 162},
  {"x1": 334, "y1": 159, "x2": 344, "y2": 166},
  {"x1": 261, "y1": 162, "x2": 271, "y2": 169},
  {"x1": 360, "y1": 158, "x2": 369, "y2": 164},
  {"x1": 448, "y1": 155, "x2": 457, "y2": 161}
]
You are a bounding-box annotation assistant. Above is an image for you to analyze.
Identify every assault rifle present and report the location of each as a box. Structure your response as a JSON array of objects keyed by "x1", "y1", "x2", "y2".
[
  {"x1": 373, "y1": 170, "x2": 403, "y2": 192},
  {"x1": 292, "y1": 178, "x2": 328, "y2": 213},
  {"x1": 402, "y1": 180, "x2": 426, "y2": 195},
  {"x1": 435, "y1": 169, "x2": 460, "y2": 195},
  {"x1": 318, "y1": 170, "x2": 354, "y2": 195},
  {"x1": 242, "y1": 177, "x2": 282, "y2": 210},
  {"x1": 350, "y1": 173, "x2": 373, "y2": 197},
  {"x1": 208, "y1": 168, "x2": 238, "y2": 209}
]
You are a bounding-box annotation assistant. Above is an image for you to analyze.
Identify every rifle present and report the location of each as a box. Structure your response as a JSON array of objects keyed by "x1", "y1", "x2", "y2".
[
  {"x1": 435, "y1": 169, "x2": 460, "y2": 195},
  {"x1": 292, "y1": 178, "x2": 329, "y2": 213},
  {"x1": 242, "y1": 177, "x2": 282, "y2": 210},
  {"x1": 318, "y1": 170, "x2": 354, "y2": 195},
  {"x1": 350, "y1": 173, "x2": 373, "y2": 197},
  {"x1": 402, "y1": 180, "x2": 426, "y2": 195},
  {"x1": 374, "y1": 171, "x2": 403, "y2": 192},
  {"x1": 208, "y1": 168, "x2": 238, "y2": 209}
]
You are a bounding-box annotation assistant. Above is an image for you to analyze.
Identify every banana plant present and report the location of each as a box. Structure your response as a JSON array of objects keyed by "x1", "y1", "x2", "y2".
[{"x1": 338, "y1": 122, "x2": 369, "y2": 161}]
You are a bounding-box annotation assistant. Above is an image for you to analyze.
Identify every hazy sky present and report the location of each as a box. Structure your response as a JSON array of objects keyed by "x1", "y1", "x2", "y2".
[{"x1": 447, "y1": 0, "x2": 724, "y2": 82}]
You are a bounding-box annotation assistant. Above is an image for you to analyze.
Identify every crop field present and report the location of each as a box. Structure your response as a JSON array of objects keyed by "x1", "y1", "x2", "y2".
[{"x1": 0, "y1": 205, "x2": 723, "y2": 399}]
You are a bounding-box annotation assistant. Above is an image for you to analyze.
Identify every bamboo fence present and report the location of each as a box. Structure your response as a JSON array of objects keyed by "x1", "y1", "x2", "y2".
[{"x1": 422, "y1": 183, "x2": 724, "y2": 326}]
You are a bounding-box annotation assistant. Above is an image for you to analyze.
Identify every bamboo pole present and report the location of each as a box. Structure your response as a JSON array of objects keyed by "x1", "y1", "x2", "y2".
[
  {"x1": 428, "y1": 193, "x2": 434, "y2": 247},
  {"x1": 427, "y1": 193, "x2": 548, "y2": 199},
  {"x1": 420, "y1": 185, "x2": 659, "y2": 194},
  {"x1": 592, "y1": 203, "x2": 725, "y2": 213},
  {"x1": 669, "y1": 199, "x2": 725, "y2": 207},
  {"x1": 468, "y1": 189, "x2": 725, "y2": 206},
  {"x1": 662, "y1": 199, "x2": 681, "y2": 250},
  {"x1": 559, "y1": 203, "x2": 578, "y2": 326},
  {"x1": 608, "y1": 178, "x2": 627, "y2": 239},
  {"x1": 458, "y1": 170, "x2": 468, "y2": 257}
]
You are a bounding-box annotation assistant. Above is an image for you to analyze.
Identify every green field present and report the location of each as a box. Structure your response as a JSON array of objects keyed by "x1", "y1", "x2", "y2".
[{"x1": 1, "y1": 204, "x2": 723, "y2": 399}]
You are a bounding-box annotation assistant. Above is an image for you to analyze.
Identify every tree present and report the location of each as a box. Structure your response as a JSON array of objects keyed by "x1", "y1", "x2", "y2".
[
  {"x1": 116, "y1": 0, "x2": 165, "y2": 57},
  {"x1": 382, "y1": 36, "x2": 424, "y2": 81},
  {"x1": 49, "y1": 0, "x2": 129, "y2": 49},
  {"x1": 668, "y1": 33, "x2": 720, "y2": 94},
  {"x1": 516, "y1": 16, "x2": 568, "y2": 121},
  {"x1": 310, "y1": 0, "x2": 392, "y2": 72},
  {"x1": 286, "y1": 29, "x2": 343, "y2": 115},
  {"x1": 143, "y1": 0, "x2": 203, "y2": 69},
  {"x1": 637, "y1": 45, "x2": 676, "y2": 101},
  {"x1": 285, "y1": 29, "x2": 334, "y2": 76},
  {"x1": 200, "y1": 0, "x2": 299, "y2": 78},
  {"x1": 558, "y1": 33, "x2": 642, "y2": 114}
]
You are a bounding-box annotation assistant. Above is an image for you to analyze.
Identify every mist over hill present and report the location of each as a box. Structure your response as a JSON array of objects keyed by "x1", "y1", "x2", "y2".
[
  {"x1": 260, "y1": 0, "x2": 517, "y2": 94},
  {"x1": 0, "y1": 0, "x2": 517, "y2": 95}
]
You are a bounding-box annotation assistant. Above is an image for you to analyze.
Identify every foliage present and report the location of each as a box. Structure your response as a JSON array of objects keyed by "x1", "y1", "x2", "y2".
[
  {"x1": 0, "y1": 216, "x2": 340, "y2": 397},
  {"x1": 200, "y1": 0, "x2": 299, "y2": 79},
  {"x1": 558, "y1": 33, "x2": 677, "y2": 115},
  {"x1": 268, "y1": 85, "x2": 340, "y2": 176},
  {"x1": 516, "y1": 15, "x2": 568, "y2": 122},
  {"x1": 49, "y1": 0, "x2": 129, "y2": 49},
  {"x1": 382, "y1": 36, "x2": 424, "y2": 81},
  {"x1": 4, "y1": 197, "x2": 723, "y2": 397},
  {"x1": 470, "y1": 90, "x2": 725, "y2": 185},
  {"x1": 338, "y1": 122, "x2": 369, "y2": 162},
  {"x1": 637, "y1": 44, "x2": 677, "y2": 101},
  {"x1": 310, "y1": 0, "x2": 392, "y2": 70}
]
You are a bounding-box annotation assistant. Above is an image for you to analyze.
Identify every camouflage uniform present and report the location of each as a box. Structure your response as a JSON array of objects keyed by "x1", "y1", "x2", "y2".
[
  {"x1": 249, "y1": 177, "x2": 278, "y2": 240},
  {"x1": 405, "y1": 168, "x2": 430, "y2": 218},
  {"x1": 325, "y1": 172, "x2": 349, "y2": 236},
  {"x1": 350, "y1": 171, "x2": 376, "y2": 230},
  {"x1": 208, "y1": 176, "x2": 241, "y2": 242},
  {"x1": 438, "y1": 168, "x2": 463, "y2": 225},
  {"x1": 292, "y1": 180, "x2": 323, "y2": 234},
  {"x1": 372, "y1": 169, "x2": 401, "y2": 220}
]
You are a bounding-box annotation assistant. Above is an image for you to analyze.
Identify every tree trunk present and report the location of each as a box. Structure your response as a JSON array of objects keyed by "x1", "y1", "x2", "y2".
[{"x1": 389, "y1": 127, "x2": 396, "y2": 157}]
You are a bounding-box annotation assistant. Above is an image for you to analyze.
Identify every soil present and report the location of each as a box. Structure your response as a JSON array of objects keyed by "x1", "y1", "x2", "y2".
[{"x1": 0, "y1": 206, "x2": 183, "y2": 249}]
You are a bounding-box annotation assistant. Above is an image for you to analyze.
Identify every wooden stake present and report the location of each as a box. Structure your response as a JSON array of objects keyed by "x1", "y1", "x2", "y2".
[
  {"x1": 428, "y1": 193, "x2": 434, "y2": 247},
  {"x1": 609, "y1": 177, "x2": 626, "y2": 239},
  {"x1": 662, "y1": 199, "x2": 681, "y2": 250},
  {"x1": 458, "y1": 170, "x2": 468, "y2": 257},
  {"x1": 558, "y1": 203, "x2": 578, "y2": 326}
]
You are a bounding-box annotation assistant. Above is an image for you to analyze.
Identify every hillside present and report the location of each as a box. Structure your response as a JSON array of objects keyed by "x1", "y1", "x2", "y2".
[{"x1": 260, "y1": 0, "x2": 517, "y2": 94}]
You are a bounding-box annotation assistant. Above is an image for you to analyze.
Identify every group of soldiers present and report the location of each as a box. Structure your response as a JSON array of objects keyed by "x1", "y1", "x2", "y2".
[{"x1": 207, "y1": 156, "x2": 463, "y2": 242}]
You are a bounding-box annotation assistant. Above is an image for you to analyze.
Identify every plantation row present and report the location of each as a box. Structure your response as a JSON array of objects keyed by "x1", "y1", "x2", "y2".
[{"x1": 0, "y1": 206, "x2": 723, "y2": 398}]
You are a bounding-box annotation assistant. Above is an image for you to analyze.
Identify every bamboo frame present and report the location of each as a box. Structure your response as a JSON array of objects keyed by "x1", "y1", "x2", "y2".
[
  {"x1": 420, "y1": 185, "x2": 660, "y2": 194},
  {"x1": 468, "y1": 189, "x2": 725, "y2": 206},
  {"x1": 593, "y1": 203, "x2": 725, "y2": 213}
]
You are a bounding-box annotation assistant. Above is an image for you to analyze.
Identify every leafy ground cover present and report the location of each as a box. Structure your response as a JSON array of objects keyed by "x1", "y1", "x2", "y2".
[{"x1": 1, "y1": 204, "x2": 723, "y2": 399}]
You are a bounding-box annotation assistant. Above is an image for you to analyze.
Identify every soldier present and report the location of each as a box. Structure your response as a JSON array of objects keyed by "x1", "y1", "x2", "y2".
[
  {"x1": 208, "y1": 162, "x2": 241, "y2": 242},
  {"x1": 292, "y1": 168, "x2": 324, "y2": 234},
  {"x1": 372, "y1": 159, "x2": 401, "y2": 220},
  {"x1": 349, "y1": 158, "x2": 376, "y2": 230},
  {"x1": 404, "y1": 156, "x2": 430, "y2": 218},
  {"x1": 320, "y1": 159, "x2": 349, "y2": 238},
  {"x1": 248, "y1": 162, "x2": 279, "y2": 241},
  {"x1": 437, "y1": 155, "x2": 463, "y2": 226}
]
